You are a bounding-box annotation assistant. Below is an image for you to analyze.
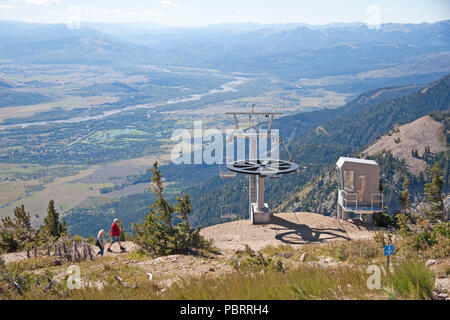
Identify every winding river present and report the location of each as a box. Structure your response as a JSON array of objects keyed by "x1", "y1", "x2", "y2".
[{"x1": 0, "y1": 77, "x2": 249, "y2": 130}]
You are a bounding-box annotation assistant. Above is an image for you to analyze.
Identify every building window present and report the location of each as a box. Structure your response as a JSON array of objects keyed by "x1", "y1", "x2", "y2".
[
  {"x1": 358, "y1": 175, "x2": 367, "y2": 202},
  {"x1": 343, "y1": 170, "x2": 355, "y2": 191}
]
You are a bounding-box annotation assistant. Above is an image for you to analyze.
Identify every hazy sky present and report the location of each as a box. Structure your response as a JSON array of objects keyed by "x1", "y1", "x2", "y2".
[{"x1": 0, "y1": 0, "x2": 449, "y2": 26}]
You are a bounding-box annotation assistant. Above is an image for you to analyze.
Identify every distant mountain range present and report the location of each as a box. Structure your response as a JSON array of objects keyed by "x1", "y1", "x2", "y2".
[
  {"x1": 0, "y1": 21, "x2": 159, "y2": 66},
  {"x1": 83, "y1": 21, "x2": 369, "y2": 35},
  {"x1": 0, "y1": 20, "x2": 449, "y2": 91}
]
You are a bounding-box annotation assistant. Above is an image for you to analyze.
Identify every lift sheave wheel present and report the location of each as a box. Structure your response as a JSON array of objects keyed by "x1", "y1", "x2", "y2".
[{"x1": 227, "y1": 159, "x2": 299, "y2": 177}]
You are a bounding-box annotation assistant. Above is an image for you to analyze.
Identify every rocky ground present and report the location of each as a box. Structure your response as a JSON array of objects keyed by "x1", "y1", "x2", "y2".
[{"x1": 426, "y1": 258, "x2": 450, "y2": 300}]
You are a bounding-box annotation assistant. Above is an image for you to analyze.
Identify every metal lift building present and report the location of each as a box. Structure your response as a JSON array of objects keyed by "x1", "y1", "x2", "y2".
[{"x1": 336, "y1": 157, "x2": 383, "y2": 223}]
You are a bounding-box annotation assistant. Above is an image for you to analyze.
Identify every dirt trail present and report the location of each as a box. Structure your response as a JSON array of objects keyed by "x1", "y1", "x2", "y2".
[
  {"x1": 102, "y1": 241, "x2": 140, "y2": 255},
  {"x1": 200, "y1": 212, "x2": 377, "y2": 251}
]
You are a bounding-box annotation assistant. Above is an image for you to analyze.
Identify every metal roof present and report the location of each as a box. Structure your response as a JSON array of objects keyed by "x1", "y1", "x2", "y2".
[{"x1": 336, "y1": 157, "x2": 379, "y2": 169}]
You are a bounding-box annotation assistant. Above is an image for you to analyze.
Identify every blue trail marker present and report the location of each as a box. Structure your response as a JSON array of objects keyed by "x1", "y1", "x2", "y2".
[
  {"x1": 384, "y1": 244, "x2": 394, "y2": 269},
  {"x1": 384, "y1": 244, "x2": 394, "y2": 256}
]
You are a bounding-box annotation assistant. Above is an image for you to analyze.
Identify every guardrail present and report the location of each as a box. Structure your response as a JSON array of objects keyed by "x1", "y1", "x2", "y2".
[
  {"x1": 371, "y1": 193, "x2": 383, "y2": 211},
  {"x1": 340, "y1": 190, "x2": 358, "y2": 210}
]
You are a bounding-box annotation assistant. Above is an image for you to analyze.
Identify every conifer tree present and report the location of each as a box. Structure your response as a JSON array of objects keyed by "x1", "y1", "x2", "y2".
[
  {"x1": 175, "y1": 193, "x2": 192, "y2": 229},
  {"x1": 133, "y1": 162, "x2": 215, "y2": 256},
  {"x1": 149, "y1": 161, "x2": 174, "y2": 228},
  {"x1": 0, "y1": 205, "x2": 38, "y2": 253},
  {"x1": 2, "y1": 205, "x2": 32, "y2": 231},
  {"x1": 59, "y1": 219, "x2": 68, "y2": 236},
  {"x1": 42, "y1": 200, "x2": 64, "y2": 238},
  {"x1": 133, "y1": 162, "x2": 176, "y2": 255},
  {"x1": 399, "y1": 176, "x2": 411, "y2": 217},
  {"x1": 424, "y1": 162, "x2": 446, "y2": 222}
]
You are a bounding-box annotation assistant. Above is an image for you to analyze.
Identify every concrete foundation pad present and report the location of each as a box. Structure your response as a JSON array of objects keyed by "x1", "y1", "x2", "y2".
[{"x1": 251, "y1": 203, "x2": 270, "y2": 224}]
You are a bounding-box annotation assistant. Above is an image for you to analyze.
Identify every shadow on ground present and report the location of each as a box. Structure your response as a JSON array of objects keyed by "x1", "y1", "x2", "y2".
[{"x1": 271, "y1": 215, "x2": 350, "y2": 244}]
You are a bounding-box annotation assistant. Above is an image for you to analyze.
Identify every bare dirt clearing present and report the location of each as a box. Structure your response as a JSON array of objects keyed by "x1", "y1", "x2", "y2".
[
  {"x1": 365, "y1": 115, "x2": 446, "y2": 175},
  {"x1": 200, "y1": 212, "x2": 377, "y2": 251}
]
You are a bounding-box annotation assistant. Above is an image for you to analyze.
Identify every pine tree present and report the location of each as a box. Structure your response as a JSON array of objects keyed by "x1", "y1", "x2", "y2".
[
  {"x1": 133, "y1": 162, "x2": 215, "y2": 256},
  {"x1": 42, "y1": 200, "x2": 63, "y2": 238},
  {"x1": 422, "y1": 146, "x2": 431, "y2": 162},
  {"x1": 149, "y1": 161, "x2": 174, "y2": 228},
  {"x1": 58, "y1": 219, "x2": 67, "y2": 236},
  {"x1": 399, "y1": 176, "x2": 411, "y2": 217},
  {"x1": 133, "y1": 162, "x2": 176, "y2": 255},
  {"x1": 2, "y1": 205, "x2": 32, "y2": 231},
  {"x1": 0, "y1": 205, "x2": 38, "y2": 253},
  {"x1": 424, "y1": 162, "x2": 446, "y2": 222},
  {"x1": 175, "y1": 193, "x2": 192, "y2": 229}
]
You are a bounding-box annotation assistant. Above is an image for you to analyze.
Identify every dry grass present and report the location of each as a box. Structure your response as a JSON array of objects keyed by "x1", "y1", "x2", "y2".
[
  {"x1": 57, "y1": 259, "x2": 433, "y2": 300},
  {"x1": 0, "y1": 96, "x2": 119, "y2": 123},
  {"x1": 0, "y1": 181, "x2": 29, "y2": 208},
  {"x1": 0, "y1": 235, "x2": 443, "y2": 300}
]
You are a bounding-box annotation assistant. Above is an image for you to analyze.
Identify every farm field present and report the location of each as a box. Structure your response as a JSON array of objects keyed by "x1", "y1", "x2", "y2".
[
  {"x1": 0, "y1": 96, "x2": 119, "y2": 123},
  {"x1": 0, "y1": 150, "x2": 172, "y2": 225},
  {"x1": 0, "y1": 166, "x2": 107, "y2": 222}
]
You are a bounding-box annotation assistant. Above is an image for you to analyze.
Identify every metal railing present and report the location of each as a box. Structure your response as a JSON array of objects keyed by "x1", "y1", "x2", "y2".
[
  {"x1": 371, "y1": 193, "x2": 383, "y2": 211},
  {"x1": 340, "y1": 190, "x2": 358, "y2": 210},
  {"x1": 339, "y1": 190, "x2": 384, "y2": 213}
]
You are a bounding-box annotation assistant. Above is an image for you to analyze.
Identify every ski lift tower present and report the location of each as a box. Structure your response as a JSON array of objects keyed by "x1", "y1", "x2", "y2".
[{"x1": 225, "y1": 107, "x2": 299, "y2": 224}]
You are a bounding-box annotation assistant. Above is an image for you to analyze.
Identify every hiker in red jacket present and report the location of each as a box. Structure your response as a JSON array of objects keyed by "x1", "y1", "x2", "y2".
[{"x1": 107, "y1": 219, "x2": 126, "y2": 252}]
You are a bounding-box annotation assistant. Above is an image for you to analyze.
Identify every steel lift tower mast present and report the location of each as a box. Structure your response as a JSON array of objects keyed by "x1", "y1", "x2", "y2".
[{"x1": 225, "y1": 107, "x2": 298, "y2": 224}]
